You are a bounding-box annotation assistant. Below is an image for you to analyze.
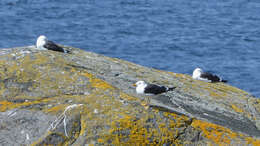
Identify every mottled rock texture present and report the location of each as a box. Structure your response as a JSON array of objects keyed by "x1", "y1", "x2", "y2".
[{"x1": 0, "y1": 46, "x2": 260, "y2": 145}]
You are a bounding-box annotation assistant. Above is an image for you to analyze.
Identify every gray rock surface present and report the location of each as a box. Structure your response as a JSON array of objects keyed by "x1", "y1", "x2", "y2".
[{"x1": 0, "y1": 46, "x2": 259, "y2": 145}]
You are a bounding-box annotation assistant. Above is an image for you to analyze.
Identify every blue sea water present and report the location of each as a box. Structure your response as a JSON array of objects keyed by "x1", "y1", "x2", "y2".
[{"x1": 0, "y1": 0, "x2": 260, "y2": 97}]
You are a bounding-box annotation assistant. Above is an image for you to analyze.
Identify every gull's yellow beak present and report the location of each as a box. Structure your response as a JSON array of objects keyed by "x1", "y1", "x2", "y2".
[{"x1": 133, "y1": 83, "x2": 136, "y2": 87}]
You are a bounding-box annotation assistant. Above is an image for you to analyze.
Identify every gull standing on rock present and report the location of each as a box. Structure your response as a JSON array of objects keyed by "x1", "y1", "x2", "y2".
[
  {"x1": 36, "y1": 35, "x2": 68, "y2": 53},
  {"x1": 134, "y1": 80, "x2": 176, "y2": 95},
  {"x1": 192, "y1": 68, "x2": 227, "y2": 83}
]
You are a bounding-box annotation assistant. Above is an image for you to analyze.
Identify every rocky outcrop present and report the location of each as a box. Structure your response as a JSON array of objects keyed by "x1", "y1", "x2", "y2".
[{"x1": 0, "y1": 46, "x2": 260, "y2": 145}]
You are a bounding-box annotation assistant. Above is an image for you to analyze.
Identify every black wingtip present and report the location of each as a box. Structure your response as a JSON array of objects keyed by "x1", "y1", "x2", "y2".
[
  {"x1": 221, "y1": 80, "x2": 228, "y2": 83},
  {"x1": 64, "y1": 49, "x2": 72, "y2": 54},
  {"x1": 168, "y1": 87, "x2": 176, "y2": 91}
]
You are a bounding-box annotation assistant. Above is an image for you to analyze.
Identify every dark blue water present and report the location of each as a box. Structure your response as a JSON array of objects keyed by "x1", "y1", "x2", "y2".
[{"x1": 1, "y1": 0, "x2": 260, "y2": 97}]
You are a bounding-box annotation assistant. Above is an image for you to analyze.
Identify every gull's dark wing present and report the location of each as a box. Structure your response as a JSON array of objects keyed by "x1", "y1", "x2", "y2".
[
  {"x1": 144, "y1": 84, "x2": 167, "y2": 95},
  {"x1": 201, "y1": 72, "x2": 221, "y2": 82},
  {"x1": 44, "y1": 40, "x2": 65, "y2": 53}
]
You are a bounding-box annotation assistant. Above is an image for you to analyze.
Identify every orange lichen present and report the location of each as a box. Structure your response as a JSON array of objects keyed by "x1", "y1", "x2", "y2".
[
  {"x1": 192, "y1": 119, "x2": 237, "y2": 144},
  {"x1": 98, "y1": 108, "x2": 194, "y2": 145},
  {"x1": 245, "y1": 137, "x2": 260, "y2": 146},
  {"x1": 1, "y1": 47, "x2": 260, "y2": 145},
  {"x1": 108, "y1": 115, "x2": 153, "y2": 145},
  {"x1": 97, "y1": 139, "x2": 104, "y2": 143},
  {"x1": 0, "y1": 101, "x2": 13, "y2": 111},
  {"x1": 191, "y1": 119, "x2": 260, "y2": 145}
]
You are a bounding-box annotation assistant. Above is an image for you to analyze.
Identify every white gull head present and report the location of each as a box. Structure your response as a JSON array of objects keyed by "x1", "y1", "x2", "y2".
[
  {"x1": 192, "y1": 68, "x2": 203, "y2": 80},
  {"x1": 36, "y1": 35, "x2": 47, "y2": 50},
  {"x1": 134, "y1": 80, "x2": 147, "y2": 94}
]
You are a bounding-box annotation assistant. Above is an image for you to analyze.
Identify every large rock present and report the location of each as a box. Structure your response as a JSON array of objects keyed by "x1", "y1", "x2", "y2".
[{"x1": 0, "y1": 46, "x2": 259, "y2": 145}]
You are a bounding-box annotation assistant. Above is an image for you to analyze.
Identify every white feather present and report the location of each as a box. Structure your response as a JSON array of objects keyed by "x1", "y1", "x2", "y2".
[
  {"x1": 36, "y1": 35, "x2": 47, "y2": 50},
  {"x1": 192, "y1": 68, "x2": 211, "y2": 82},
  {"x1": 135, "y1": 81, "x2": 147, "y2": 94}
]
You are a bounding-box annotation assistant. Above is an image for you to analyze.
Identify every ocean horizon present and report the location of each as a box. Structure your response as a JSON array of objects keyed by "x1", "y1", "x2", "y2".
[{"x1": 1, "y1": 0, "x2": 260, "y2": 97}]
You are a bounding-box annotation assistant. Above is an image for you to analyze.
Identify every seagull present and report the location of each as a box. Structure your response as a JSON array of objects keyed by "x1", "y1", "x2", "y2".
[
  {"x1": 36, "y1": 35, "x2": 68, "y2": 53},
  {"x1": 192, "y1": 68, "x2": 227, "y2": 83},
  {"x1": 134, "y1": 80, "x2": 176, "y2": 95}
]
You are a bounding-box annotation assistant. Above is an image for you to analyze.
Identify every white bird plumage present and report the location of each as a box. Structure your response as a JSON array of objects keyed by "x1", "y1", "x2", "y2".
[
  {"x1": 36, "y1": 35, "x2": 48, "y2": 50},
  {"x1": 135, "y1": 81, "x2": 147, "y2": 94},
  {"x1": 192, "y1": 68, "x2": 208, "y2": 82}
]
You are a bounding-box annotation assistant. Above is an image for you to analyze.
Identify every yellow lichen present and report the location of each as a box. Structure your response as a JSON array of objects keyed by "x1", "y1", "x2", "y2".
[
  {"x1": 44, "y1": 104, "x2": 67, "y2": 114},
  {"x1": 119, "y1": 92, "x2": 139, "y2": 102},
  {"x1": 209, "y1": 90, "x2": 221, "y2": 98},
  {"x1": 0, "y1": 47, "x2": 259, "y2": 145},
  {"x1": 231, "y1": 104, "x2": 244, "y2": 113},
  {"x1": 0, "y1": 100, "x2": 46, "y2": 112},
  {"x1": 84, "y1": 72, "x2": 114, "y2": 90}
]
